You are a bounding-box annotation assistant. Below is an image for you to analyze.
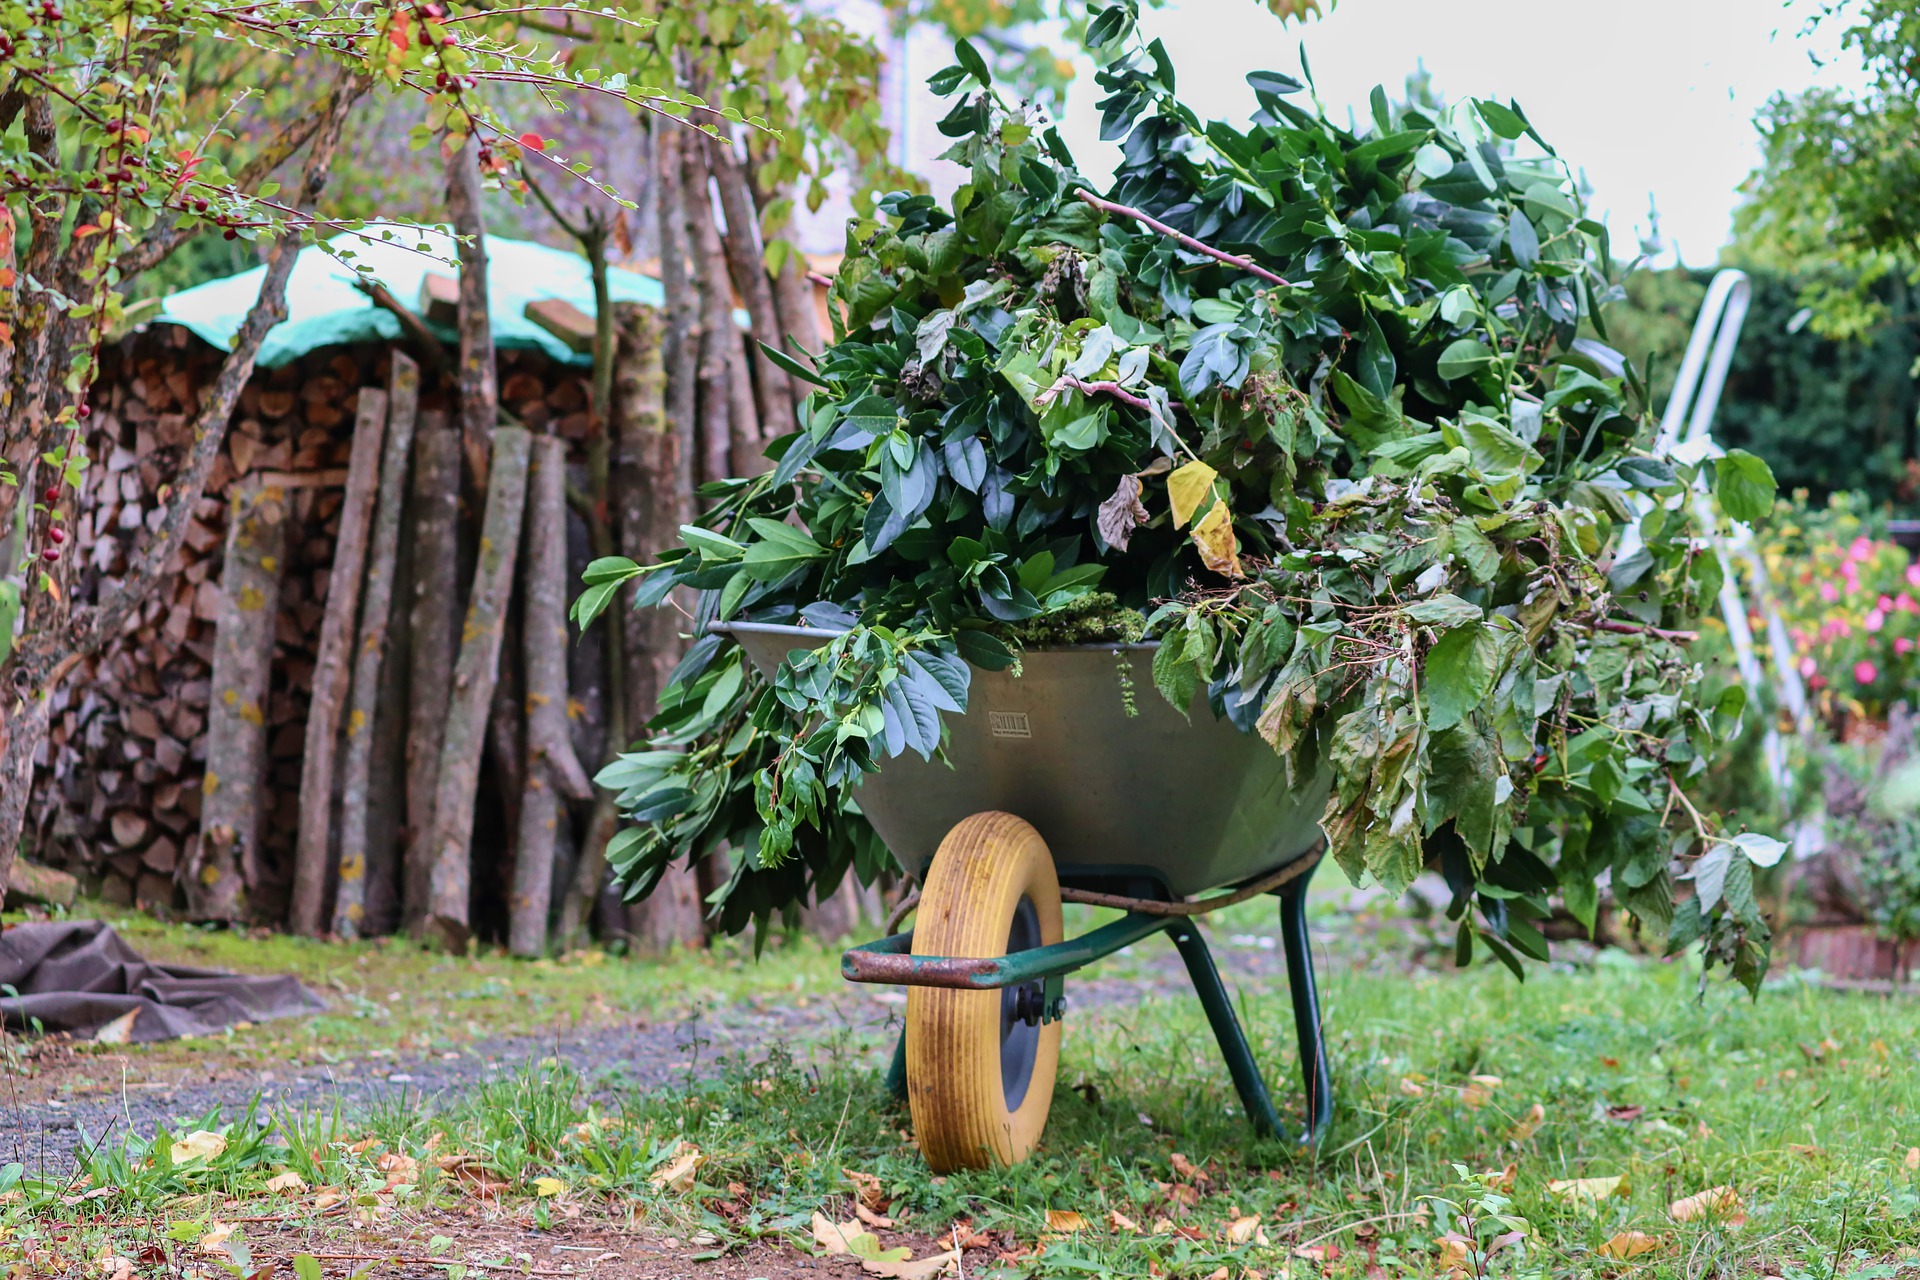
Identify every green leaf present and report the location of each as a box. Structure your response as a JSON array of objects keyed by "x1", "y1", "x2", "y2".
[
  {"x1": 1474, "y1": 98, "x2": 1528, "y2": 140},
  {"x1": 680, "y1": 525, "x2": 745, "y2": 561},
  {"x1": 1151, "y1": 632, "x2": 1197, "y2": 718},
  {"x1": 953, "y1": 38, "x2": 991, "y2": 88},
  {"x1": 1713, "y1": 449, "x2": 1777, "y2": 523},
  {"x1": 756, "y1": 340, "x2": 829, "y2": 388},
  {"x1": 1730, "y1": 830, "x2": 1787, "y2": 868},
  {"x1": 1507, "y1": 211, "x2": 1539, "y2": 270},
  {"x1": 1404, "y1": 594, "x2": 1484, "y2": 629},
  {"x1": 1436, "y1": 338, "x2": 1493, "y2": 381},
  {"x1": 1412, "y1": 142, "x2": 1453, "y2": 180},
  {"x1": 1425, "y1": 623, "x2": 1500, "y2": 732},
  {"x1": 294, "y1": 1258, "x2": 325, "y2": 1280}
]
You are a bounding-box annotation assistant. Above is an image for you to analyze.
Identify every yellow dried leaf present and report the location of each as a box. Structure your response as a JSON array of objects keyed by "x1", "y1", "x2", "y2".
[
  {"x1": 812, "y1": 1212, "x2": 871, "y2": 1256},
  {"x1": 1190, "y1": 500, "x2": 1244, "y2": 577},
  {"x1": 648, "y1": 1142, "x2": 702, "y2": 1193},
  {"x1": 169, "y1": 1130, "x2": 227, "y2": 1164},
  {"x1": 1547, "y1": 1174, "x2": 1626, "y2": 1211},
  {"x1": 377, "y1": 1152, "x2": 419, "y2": 1184},
  {"x1": 855, "y1": 1203, "x2": 895, "y2": 1230},
  {"x1": 1109, "y1": 1209, "x2": 1141, "y2": 1234},
  {"x1": 1045, "y1": 1210, "x2": 1088, "y2": 1233},
  {"x1": 862, "y1": 1250, "x2": 960, "y2": 1279},
  {"x1": 1598, "y1": 1231, "x2": 1662, "y2": 1259},
  {"x1": 1204, "y1": 1269, "x2": 1230, "y2": 1280},
  {"x1": 1436, "y1": 1233, "x2": 1473, "y2": 1276},
  {"x1": 1225, "y1": 1214, "x2": 1260, "y2": 1245},
  {"x1": 263, "y1": 1171, "x2": 307, "y2": 1194},
  {"x1": 1460, "y1": 1074, "x2": 1503, "y2": 1108},
  {"x1": 1151, "y1": 1216, "x2": 1178, "y2": 1235},
  {"x1": 1167, "y1": 459, "x2": 1217, "y2": 528},
  {"x1": 195, "y1": 1223, "x2": 234, "y2": 1255},
  {"x1": 93, "y1": 1008, "x2": 140, "y2": 1045},
  {"x1": 1509, "y1": 1102, "x2": 1545, "y2": 1141},
  {"x1": 1399, "y1": 1075, "x2": 1427, "y2": 1097},
  {"x1": 1905, "y1": 1147, "x2": 1919, "y2": 1171},
  {"x1": 532, "y1": 1176, "x2": 566, "y2": 1198},
  {"x1": 1669, "y1": 1186, "x2": 1743, "y2": 1224}
]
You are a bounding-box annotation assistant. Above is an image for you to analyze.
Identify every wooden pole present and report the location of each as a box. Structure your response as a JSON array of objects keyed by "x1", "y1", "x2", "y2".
[
  {"x1": 401, "y1": 414, "x2": 461, "y2": 930},
  {"x1": 332, "y1": 352, "x2": 421, "y2": 938},
  {"x1": 422, "y1": 425, "x2": 531, "y2": 951},
  {"x1": 509, "y1": 434, "x2": 590, "y2": 956},
  {"x1": 290, "y1": 387, "x2": 388, "y2": 936},
  {"x1": 190, "y1": 479, "x2": 288, "y2": 922},
  {"x1": 679, "y1": 135, "x2": 745, "y2": 485}
]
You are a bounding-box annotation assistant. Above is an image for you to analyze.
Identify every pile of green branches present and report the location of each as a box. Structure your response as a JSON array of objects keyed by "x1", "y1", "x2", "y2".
[{"x1": 580, "y1": 5, "x2": 1782, "y2": 989}]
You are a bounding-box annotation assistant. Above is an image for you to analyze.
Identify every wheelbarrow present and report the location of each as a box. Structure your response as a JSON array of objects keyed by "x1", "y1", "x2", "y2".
[{"x1": 720, "y1": 623, "x2": 1335, "y2": 1172}]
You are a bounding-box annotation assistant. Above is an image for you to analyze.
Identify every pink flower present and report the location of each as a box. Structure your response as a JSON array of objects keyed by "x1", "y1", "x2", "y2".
[
  {"x1": 1901, "y1": 594, "x2": 1918, "y2": 614},
  {"x1": 1907, "y1": 563, "x2": 1920, "y2": 588},
  {"x1": 1850, "y1": 537, "x2": 1875, "y2": 563},
  {"x1": 1867, "y1": 609, "x2": 1886, "y2": 632},
  {"x1": 1856, "y1": 660, "x2": 1879, "y2": 684},
  {"x1": 1880, "y1": 595, "x2": 1896, "y2": 612},
  {"x1": 1898, "y1": 637, "x2": 1914, "y2": 655},
  {"x1": 1799, "y1": 656, "x2": 1818, "y2": 677},
  {"x1": 1792, "y1": 628, "x2": 1810, "y2": 648},
  {"x1": 1820, "y1": 582, "x2": 1840, "y2": 603},
  {"x1": 1842, "y1": 561, "x2": 1860, "y2": 586}
]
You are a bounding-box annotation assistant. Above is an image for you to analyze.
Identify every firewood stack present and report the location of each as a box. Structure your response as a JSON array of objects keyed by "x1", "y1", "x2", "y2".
[{"x1": 28, "y1": 327, "x2": 597, "y2": 925}]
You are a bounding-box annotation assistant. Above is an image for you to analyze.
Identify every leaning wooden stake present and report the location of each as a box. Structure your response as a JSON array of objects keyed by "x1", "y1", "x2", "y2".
[
  {"x1": 191, "y1": 480, "x2": 288, "y2": 922},
  {"x1": 423, "y1": 425, "x2": 531, "y2": 950},
  {"x1": 402, "y1": 414, "x2": 461, "y2": 929},
  {"x1": 290, "y1": 388, "x2": 388, "y2": 936},
  {"x1": 509, "y1": 434, "x2": 592, "y2": 957},
  {"x1": 333, "y1": 353, "x2": 421, "y2": 939}
]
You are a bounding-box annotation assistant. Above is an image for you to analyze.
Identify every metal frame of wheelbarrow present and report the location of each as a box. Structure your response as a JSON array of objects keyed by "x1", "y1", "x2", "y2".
[{"x1": 843, "y1": 856, "x2": 1333, "y2": 1145}]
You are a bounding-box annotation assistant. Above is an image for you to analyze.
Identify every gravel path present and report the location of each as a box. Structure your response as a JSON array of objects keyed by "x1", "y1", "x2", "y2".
[{"x1": 1, "y1": 912, "x2": 1390, "y2": 1175}]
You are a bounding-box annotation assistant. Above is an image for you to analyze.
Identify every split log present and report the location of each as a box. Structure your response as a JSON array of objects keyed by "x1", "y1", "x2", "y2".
[
  {"x1": 679, "y1": 133, "x2": 743, "y2": 486},
  {"x1": 191, "y1": 480, "x2": 288, "y2": 922},
  {"x1": 510, "y1": 436, "x2": 593, "y2": 957},
  {"x1": 422, "y1": 425, "x2": 531, "y2": 950},
  {"x1": 707, "y1": 128, "x2": 795, "y2": 441},
  {"x1": 290, "y1": 387, "x2": 388, "y2": 936},
  {"x1": 6, "y1": 858, "x2": 78, "y2": 909},
  {"x1": 332, "y1": 353, "x2": 420, "y2": 939},
  {"x1": 402, "y1": 415, "x2": 461, "y2": 929}
]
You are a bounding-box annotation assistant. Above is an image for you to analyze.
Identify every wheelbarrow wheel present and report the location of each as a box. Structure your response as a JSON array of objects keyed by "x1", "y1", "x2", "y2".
[{"x1": 906, "y1": 812, "x2": 1063, "y2": 1172}]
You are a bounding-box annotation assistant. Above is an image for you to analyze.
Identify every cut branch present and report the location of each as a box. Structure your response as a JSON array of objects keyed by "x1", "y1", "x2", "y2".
[
  {"x1": 1592, "y1": 618, "x2": 1699, "y2": 643},
  {"x1": 1075, "y1": 189, "x2": 1292, "y2": 287}
]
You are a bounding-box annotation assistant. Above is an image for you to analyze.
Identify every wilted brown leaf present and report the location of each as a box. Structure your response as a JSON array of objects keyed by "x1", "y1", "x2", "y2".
[
  {"x1": 195, "y1": 1224, "x2": 234, "y2": 1255},
  {"x1": 855, "y1": 1203, "x2": 895, "y2": 1230},
  {"x1": 1509, "y1": 1103, "x2": 1545, "y2": 1141},
  {"x1": 93, "y1": 1009, "x2": 139, "y2": 1045},
  {"x1": 1109, "y1": 1210, "x2": 1141, "y2": 1234},
  {"x1": 376, "y1": 1152, "x2": 419, "y2": 1186},
  {"x1": 1191, "y1": 501, "x2": 1244, "y2": 577},
  {"x1": 1598, "y1": 1231, "x2": 1662, "y2": 1259},
  {"x1": 862, "y1": 1250, "x2": 959, "y2": 1280},
  {"x1": 1044, "y1": 1210, "x2": 1089, "y2": 1234},
  {"x1": 845, "y1": 1167, "x2": 888, "y2": 1211},
  {"x1": 1097, "y1": 474, "x2": 1150, "y2": 551},
  {"x1": 1436, "y1": 1234, "x2": 1472, "y2": 1277},
  {"x1": 1169, "y1": 1153, "x2": 1210, "y2": 1184},
  {"x1": 1605, "y1": 1104, "x2": 1644, "y2": 1122},
  {"x1": 169, "y1": 1131, "x2": 227, "y2": 1164},
  {"x1": 1906, "y1": 1147, "x2": 1919, "y2": 1171},
  {"x1": 1669, "y1": 1186, "x2": 1744, "y2": 1226},
  {"x1": 1225, "y1": 1215, "x2": 1260, "y2": 1245},
  {"x1": 1547, "y1": 1174, "x2": 1626, "y2": 1212},
  {"x1": 649, "y1": 1142, "x2": 702, "y2": 1193},
  {"x1": 1459, "y1": 1074, "x2": 1503, "y2": 1108},
  {"x1": 262, "y1": 1171, "x2": 307, "y2": 1195}
]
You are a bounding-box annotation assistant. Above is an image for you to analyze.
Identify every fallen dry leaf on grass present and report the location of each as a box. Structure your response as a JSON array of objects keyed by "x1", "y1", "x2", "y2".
[
  {"x1": 811, "y1": 1212, "x2": 959, "y2": 1278},
  {"x1": 845, "y1": 1167, "x2": 888, "y2": 1211},
  {"x1": 1292, "y1": 1242, "x2": 1340, "y2": 1262},
  {"x1": 1109, "y1": 1210, "x2": 1141, "y2": 1234},
  {"x1": 1548, "y1": 1174, "x2": 1627, "y2": 1212},
  {"x1": 1509, "y1": 1102, "x2": 1545, "y2": 1142},
  {"x1": 1044, "y1": 1210, "x2": 1088, "y2": 1234},
  {"x1": 93, "y1": 1245, "x2": 135, "y2": 1280},
  {"x1": 1597, "y1": 1230, "x2": 1663, "y2": 1259},
  {"x1": 1669, "y1": 1186, "x2": 1744, "y2": 1226},
  {"x1": 169, "y1": 1131, "x2": 227, "y2": 1164},
  {"x1": 195, "y1": 1224, "x2": 234, "y2": 1255},
  {"x1": 262, "y1": 1171, "x2": 307, "y2": 1195},
  {"x1": 1170, "y1": 1153, "x2": 1211, "y2": 1184},
  {"x1": 1225, "y1": 1214, "x2": 1260, "y2": 1245},
  {"x1": 1399, "y1": 1074, "x2": 1427, "y2": 1097},
  {"x1": 532, "y1": 1176, "x2": 567, "y2": 1198},
  {"x1": 1483, "y1": 1164, "x2": 1517, "y2": 1192},
  {"x1": 1151, "y1": 1216, "x2": 1178, "y2": 1235},
  {"x1": 345, "y1": 1137, "x2": 379, "y2": 1155},
  {"x1": 648, "y1": 1142, "x2": 702, "y2": 1193},
  {"x1": 1460, "y1": 1074, "x2": 1503, "y2": 1108},
  {"x1": 1436, "y1": 1233, "x2": 1473, "y2": 1276},
  {"x1": 855, "y1": 1203, "x2": 895, "y2": 1230},
  {"x1": 1905, "y1": 1148, "x2": 1919, "y2": 1171},
  {"x1": 376, "y1": 1152, "x2": 419, "y2": 1186},
  {"x1": 93, "y1": 1009, "x2": 139, "y2": 1046},
  {"x1": 940, "y1": 1222, "x2": 993, "y2": 1250},
  {"x1": 1605, "y1": 1104, "x2": 1644, "y2": 1122}
]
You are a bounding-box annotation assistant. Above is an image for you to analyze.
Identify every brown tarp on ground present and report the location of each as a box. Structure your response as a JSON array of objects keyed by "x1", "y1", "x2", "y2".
[{"x1": 0, "y1": 919, "x2": 324, "y2": 1042}]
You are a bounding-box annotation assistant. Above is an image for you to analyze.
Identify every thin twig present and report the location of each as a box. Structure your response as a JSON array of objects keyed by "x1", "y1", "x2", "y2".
[
  {"x1": 1036, "y1": 375, "x2": 1151, "y2": 413},
  {"x1": 1076, "y1": 189, "x2": 1292, "y2": 287},
  {"x1": 1592, "y1": 619, "x2": 1699, "y2": 643}
]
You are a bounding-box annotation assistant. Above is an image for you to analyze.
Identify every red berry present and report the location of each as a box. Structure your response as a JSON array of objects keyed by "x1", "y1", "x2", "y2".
[
  {"x1": 41, "y1": 545, "x2": 59, "y2": 562},
  {"x1": 48, "y1": 527, "x2": 65, "y2": 544},
  {"x1": 223, "y1": 228, "x2": 238, "y2": 240},
  {"x1": 41, "y1": 485, "x2": 58, "y2": 502},
  {"x1": 77, "y1": 404, "x2": 89, "y2": 418}
]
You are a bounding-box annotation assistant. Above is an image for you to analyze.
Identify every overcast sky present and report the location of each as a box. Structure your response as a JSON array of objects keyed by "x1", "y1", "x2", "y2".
[{"x1": 1049, "y1": 0, "x2": 1860, "y2": 266}]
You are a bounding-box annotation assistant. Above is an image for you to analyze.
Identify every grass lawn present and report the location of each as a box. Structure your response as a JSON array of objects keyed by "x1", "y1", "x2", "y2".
[{"x1": 4, "y1": 902, "x2": 1919, "y2": 1278}]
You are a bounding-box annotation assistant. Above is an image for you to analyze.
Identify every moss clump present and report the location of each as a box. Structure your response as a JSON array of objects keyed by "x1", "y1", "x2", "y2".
[{"x1": 997, "y1": 593, "x2": 1146, "y2": 648}]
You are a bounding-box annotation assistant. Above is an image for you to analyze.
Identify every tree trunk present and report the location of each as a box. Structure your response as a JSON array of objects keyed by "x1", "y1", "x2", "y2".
[
  {"x1": 290, "y1": 387, "x2": 388, "y2": 936},
  {"x1": 189, "y1": 479, "x2": 288, "y2": 922},
  {"x1": 707, "y1": 129, "x2": 795, "y2": 442},
  {"x1": 333, "y1": 353, "x2": 421, "y2": 938},
  {"x1": 747, "y1": 143, "x2": 824, "y2": 387},
  {"x1": 655, "y1": 120, "x2": 700, "y2": 506},
  {"x1": 402, "y1": 414, "x2": 461, "y2": 929},
  {"x1": 510, "y1": 434, "x2": 591, "y2": 957},
  {"x1": 680, "y1": 137, "x2": 747, "y2": 485},
  {"x1": 422, "y1": 425, "x2": 531, "y2": 950},
  {"x1": 0, "y1": 71, "x2": 364, "y2": 912}
]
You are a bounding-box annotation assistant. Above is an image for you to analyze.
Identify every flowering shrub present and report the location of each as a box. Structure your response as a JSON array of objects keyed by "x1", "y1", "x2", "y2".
[{"x1": 1762, "y1": 492, "x2": 1920, "y2": 725}]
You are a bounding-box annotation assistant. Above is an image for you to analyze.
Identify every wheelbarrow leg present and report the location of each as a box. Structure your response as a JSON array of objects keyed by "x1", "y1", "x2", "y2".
[
  {"x1": 1279, "y1": 873, "x2": 1333, "y2": 1143},
  {"x1": 884, "y1": 1027, "x2": 909, "y2": 1101},
  {"x1": 1165, "y1": 921, "x2": 1286, "y2": 1140}
]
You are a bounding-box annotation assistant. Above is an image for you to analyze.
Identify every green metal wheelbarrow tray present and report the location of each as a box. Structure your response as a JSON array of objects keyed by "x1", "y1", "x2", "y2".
[{"x1": 719, "y1": 621, "x2": 1335, "y2": 1172}]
